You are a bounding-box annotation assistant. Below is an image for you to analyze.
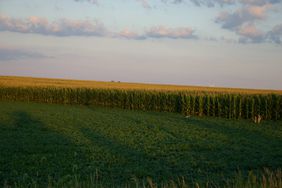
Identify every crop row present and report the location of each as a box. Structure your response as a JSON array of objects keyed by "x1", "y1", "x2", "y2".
[{"x1": 0, "y1": 87, "x2": 281, "y2": 120}]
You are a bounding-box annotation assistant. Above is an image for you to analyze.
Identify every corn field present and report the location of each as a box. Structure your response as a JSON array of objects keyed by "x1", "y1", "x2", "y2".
[{"x1": 0, "y1": 86, "x2": 281, "y2": 120}]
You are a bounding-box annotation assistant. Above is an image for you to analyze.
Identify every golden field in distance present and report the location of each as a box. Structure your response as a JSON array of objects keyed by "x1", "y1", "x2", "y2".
[{"x1": 0, "y1": 76, "x2": 281, "y2": 94}]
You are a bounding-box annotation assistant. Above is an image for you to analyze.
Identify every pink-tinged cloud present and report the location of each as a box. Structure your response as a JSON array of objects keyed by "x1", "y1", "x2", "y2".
[
  {"x1": 233, "y1": 22, "x2": 282, "y2": 44},
  {"x1": 0, "y1": 15, "x2": 107, "y2": 37},
  {"x1": 117, "y1": 26, "x2": 197, "y2": 40},
  {"x1": 118, "y1": 29, "x2": 144, "y2": 39},
  {"x1": 247, "y1": 4, "x2": 271, "y2": 18},
  {"x1": 238, "y1": 23, "x2": 263, "y2": 37},
  {"x1": 237, "y1": 23, "x2": 265, "y2": 43},
  {"x1": 145, "y1": 26, "x2": 196, "y2": 39},
  {"x1": 214, "y1": 2, "x2": 278, "y2": 43},
  {"x1": 0, "y1": 15, "x2": 197, "y2": 40},
  {"x1": 215, "y1": 5, "x2": 270, "y2": 29}
]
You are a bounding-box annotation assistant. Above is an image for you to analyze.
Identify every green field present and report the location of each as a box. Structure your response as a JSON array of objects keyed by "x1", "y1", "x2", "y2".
[{"x1": 0, "y1": 101, "x2": 281, "y2": 187}]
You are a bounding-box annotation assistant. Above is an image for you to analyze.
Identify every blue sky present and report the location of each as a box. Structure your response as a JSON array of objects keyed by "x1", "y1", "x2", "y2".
[{"x1": 0, "y1": 0, "x2": 282, "y2": 89}]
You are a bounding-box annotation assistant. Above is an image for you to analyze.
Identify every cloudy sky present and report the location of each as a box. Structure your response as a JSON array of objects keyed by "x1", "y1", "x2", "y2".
[{"x1": 0, "y1": 0, "x2": 282, "y2": 89}]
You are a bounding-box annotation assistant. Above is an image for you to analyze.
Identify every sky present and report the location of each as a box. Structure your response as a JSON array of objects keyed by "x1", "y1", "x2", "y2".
[{"x1": 0, "y1": 0, "x2": 282, "y2": 90}]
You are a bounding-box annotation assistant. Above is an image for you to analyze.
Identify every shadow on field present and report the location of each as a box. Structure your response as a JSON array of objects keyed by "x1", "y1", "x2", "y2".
[
  {"x1": 0, "y1": 111, "x2": 88, "y2": 186},
  {"x1": 185, "y1": 118, "x2": 282, "y2": 169},
  {"x1": 80, "y1": 128, "x2": 178, "y2": 183},
  {"x1": 77, "y1": 108, "x2": 282, "y2": 184},
  {"x1": 188, "y1": 118, "x2": 282, "y2": 140},
  {"x1": 1, "y1": 109, "x2": 281, "y2": 187}
]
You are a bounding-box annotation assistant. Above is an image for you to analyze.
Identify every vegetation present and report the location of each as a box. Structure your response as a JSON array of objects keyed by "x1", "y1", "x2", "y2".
[
  {"x1": 0, "y1": 102, "x2": 281, "y2": 187},
  {"x1": 2, "y1": 169, "x2": 282, "y2": 188},
  {"x1": 0, "y1": 86, "x2": 281, "y2": 120},
  {"x1": 1, "y1": 76, "x2": 282, "y2": 94}
]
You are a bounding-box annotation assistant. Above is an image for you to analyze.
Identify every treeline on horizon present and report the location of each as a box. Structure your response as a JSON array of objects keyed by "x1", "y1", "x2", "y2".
[{"x1": 0, "y1": 86, "x2": 281, "y2": 120}]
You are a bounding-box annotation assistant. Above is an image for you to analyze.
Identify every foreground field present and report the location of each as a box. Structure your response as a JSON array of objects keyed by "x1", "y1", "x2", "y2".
[{"x1": 0, "y1": 102, "x2": 281, "y2": 187}]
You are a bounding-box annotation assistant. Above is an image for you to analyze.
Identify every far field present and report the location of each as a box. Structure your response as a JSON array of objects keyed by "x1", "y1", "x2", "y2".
[
  {"x1": 0, "y1": 101, "x2": 281, "y2": 187},
  {"x1": 1, "y1": 76, "x2": 282, "y2": 94}
]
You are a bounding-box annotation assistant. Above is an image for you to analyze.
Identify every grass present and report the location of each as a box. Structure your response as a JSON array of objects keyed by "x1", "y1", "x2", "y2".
[
  {"x1": 1, "y1": 76, "x2": 282, "y2": 94},
  {"x1": 0, "y1": 101, "x2": 281, "y2": 187}
]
